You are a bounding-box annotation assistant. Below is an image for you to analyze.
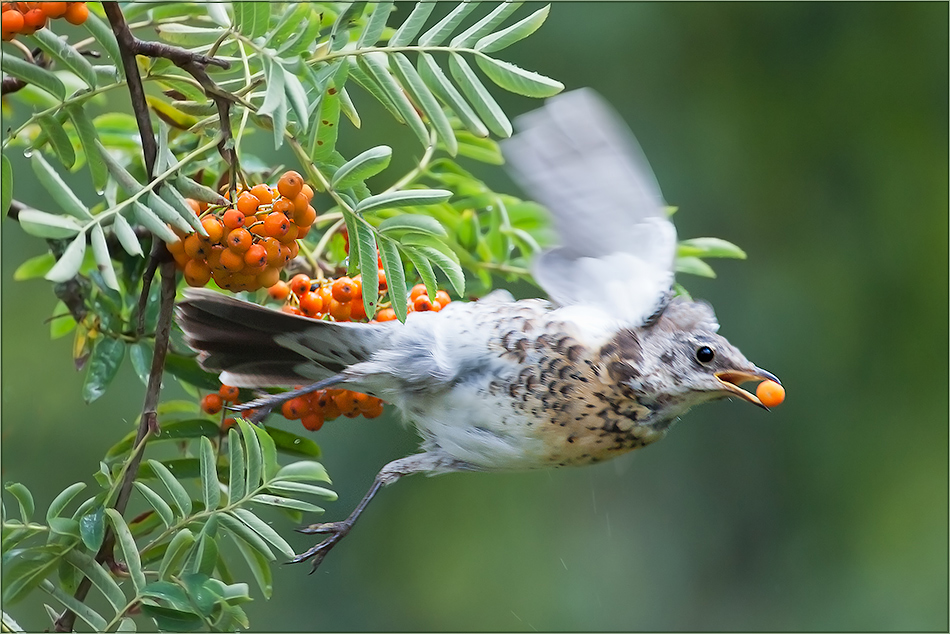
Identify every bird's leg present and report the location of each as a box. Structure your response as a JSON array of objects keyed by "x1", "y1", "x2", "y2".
[{"x1": 291, "y1": 451, "x2": 476, "y2": 572}]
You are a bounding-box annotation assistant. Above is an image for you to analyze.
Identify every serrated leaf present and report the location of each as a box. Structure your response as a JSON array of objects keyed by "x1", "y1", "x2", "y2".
[
  {"x1": 134, "y1": 202, "x2": 179, "y2": 243},
  {"x1": 97, "y1": 141, "x2": 143, "y2": 194},
  {"x1": 82, "y1": 13, "x2": 122, "y2": 75},
  {"x1": 475, "y1": 4, "x2": 549, "y2": 53},
  {"x1": 5, "y1": 482, "x2": 34, "y2": 521},
  {"x1": 3, "y1": 547, "x2": 59, "y2": 605},
  {"x1": 402, "y1": 245, "x2": 438, "y2": 302},
  {"x1": 675, "y1": 256, "x2": 717, "y2": 278},
  {"x1": 377, "y1": 234, "x2": 408, "y2": 321},
  {"x1": 281, "y1": 66, "x2": 310, "y2": 135},
  {"x1": 111, "y1": 212, "x2": 144, "y2": 257},
  {"x1": 252, "y1": 422, "x2": 280, "y2": 480},
  {"x1": 45, "y1": 232, "x2": 86, "y2": 283},
  {"x1": 81, "y1": 337, "x2": 124, "y2": 403},
  {"x1": 1, "y1": 153, "x2": 12, "y2": 213},
  {"x1": 677, "y1": 237, "x2": 747, "y2": 259},
  {"x1": 309, "y1": 67, "x2": 344, "y2": 163},
  {"x1": 265, "y1": 426, "x2": 321, "y2": 459},
  {"x1": 30, "y1": 152, "x2": 91, "y2": 219},
  {"x1": 189, "y1": 521, "x2": 219, "y2": 576},
  {"x1": 357, "y1": 1, "x2": 392, "y2": 47},
  {"x1": 90, "y1": 224, "x2": 119, "y2": 290},
  {"x1": 63, "y1": 549, "x2": 126, "y2": 613},
  {"x1": 448, "y1": 53, "x2": 511, "y2": 137},
  {"x1": 67, "y1": 104, "x2": 107, "y2": 191},
  {"x1": 273, "y1": 461, "x2": 332, "y2": 483},
  {"x1": 360, "y1": 52, "x2": 429, "y2": 147},
  {"x1": 159, "y1": 528, "x2": 195, "y2": 580},
  {"x1": 229, "y1": 531, "x2": 272, "y2": 599},
  {"x1": 105, "y1": 509, "x2": 146, "y2": 592},
  {"x1": 265, "y1": 480, "x2": 338, "y2": 501},
  {"x1": 146, "y1": 191, "x2": 193, "y2": 235},
  {"x1": 332, "y1": 145, "x2": 392, "y2": 190},
  {"x1": 46, "y1": 482, "x2": 86, "y2": 523},
  {"x1": 231, "y1": 508, "x2": 295, "y2": 559},
  {"x1": 1, "y1": 54, "x2": 65, "y2": 100},
  {"x1": 199, "y1": 437, "x2": 221, "y2": 511},
  {"x1": 391, "y1": 53, "x2": 457, "y2": 155},
  {"x1": 417, "y1": 53, "x2": 488, "y2": 137},
  {"x1": 37, "y1": 114, "x2": 75, "y2": 169},
  {"x1": 174, "y1": 176, "x2": 228, "y2": 206},
  {"x1": 13, "y1": 252, "x2": 55, "y2": 280},
  {"x1": 29, "y1": 28, "x2": 98, "y2": 89},
  {"x1": 347, "y1": 58, "x2": 405, "y2": 124},
  {"x1": 17, "y1": 209, "x2": 82, "y2": 239},
  {"x1": 218, "y1": 513, "x2": 275, "y2": 561},
  {"x1": 234, "y1": 2, "x2": 269, "y2": 38},
  {"x1": 228, "y1": 429, "x2": 246, "y2": 505},
  {"x1": 388, "y1": 1, "x2": 436, "y2": 46},
  {"x1": 356, "y1": 220, "x2": 380, "y2": 318},
  {"x1": 474, "y1": 55, "x2": 563, "y2": 98},
  {"x1": 451, "y1": 1, "x2": 522, "y2": 48},
  {"x1": 79, "y1": 505, "x2": 105, "y2": 551},
  {"x1": 134, "y1": 482, "x2": 175, "y2": 528},
  {"x1": 148, "y1": 459, "x2": 193, "y2": 516},
  {"x1": 418, "y1": 1, "x2": 478, "y2": 46},
  {"x1": 356, "y1": 189, "x2": 453, "y2": 214},
  {"x1": 39, "y1": 578, "x2": 106, "y2": 631},
  {"x1": 379, "y1": 214, "x2": 447, "y2": 237},
  {"x1": 238, "y1": 419, "x2": 263, "y2": 492},
  {"x1": 251, "y1": 494, "x2": 324, "y2": 514},
  {"x1": 408, "y1": 244, "x2": 465, "y2": 296}
]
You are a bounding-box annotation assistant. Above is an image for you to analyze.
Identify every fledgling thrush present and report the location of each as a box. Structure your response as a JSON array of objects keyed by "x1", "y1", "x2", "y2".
[{"x1": 176, "y1": 89, "x2": 781, "y2": 571}]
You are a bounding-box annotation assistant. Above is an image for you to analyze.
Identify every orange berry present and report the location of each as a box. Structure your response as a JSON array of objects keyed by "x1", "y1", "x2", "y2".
[
  {"x1": 167, "y1": 238, "x2": 185, "y2": 256},
  {"x1": 272, "y1": 198, "x2": 294, "y2": 215},
  {"x1": 260, "y1": 237, "x2": 281, "y2": 265},
  {"x1": 281, "y1": 397, "x2": 310, "y2": 420},
  {"x1": 183, "y1": 259, "x2": 211, "y2": 287},
  {"x1": 278, "y1": 243, "x2": 294, "y2": 266},
  {"x1": 63, "y1": 1, "x2": 87, "y2": 24},
  {"x1": 435, "y1": 290, "x2": 451, "y2": 306},
  {"x1": 300, "y1": 411, "x2": 324, "y2": 431},
  {"x1": 281, "y1": 305, "x2": 303, "y2": 316},
  {"x1": 226, "y1": 227, "x2": 252, "y2": 252},
  {"x1": 21, "y1": 7, "x2": 45, "y2": 30},
  {"x1": 1, "y1": 8, "x2": 23, "y2": 31},
  {"x1": 409, "y1": 284, "x2": 427, "y2": 301},
  {"x1": 413, "y1": 294, "x2": 434, "y2": 312},
  {"x1": 219, "y1": 384, "x2": 240, "y2": 402},
  {"x1": 201, "y1": 393, "x2": 223, "y2": 415},
  {"x1": 331, "y1": 276, "x2": 355, "y2": 302},
  {"x1": 201, "y1": 216, "x2": 225, "y2": 244},
  {"x1": 183, "y1": 234, "x2": 209, "y2": 260},
  {"x1": 185, "y1": 198, "x2": 201, "y2": 214},
  {"x1": 268, "y1": 280, "x2": 290, "y2": 301},
  {"x1": 293, "y1": 204, "x2": 317, "y2": 228},
  {"x1": 349, "y1": 298, "x2": 367, "y2": 321},
  {"x1": 349, "y1": 277, "x2": 363, "y2": 299},
  {"x1": 328, "y1": 298, "x2": 351, "y2": 321},
  {"x1": 40, "y1": 1, "x2": 67, "y2": 17},
  {"x1": 317, "y1": 284, "x2": 333, "y2": 307},
  {"x1": 374, "y1": 307, "x2": 396, "y2": 322},
  {"x1": 756, "y1": 380, "x2": 785, "y2": 408},
  {"x1": 301, "y1": 183, "x2": 314, "y2": 200},
  {"x1": 257, "y1": 267, "x2": 280, "y2": 289},
  {"x1": 277, "y1": 222, "x2": 299, "y2": 244},
  {"x1": 221, "y1": 417, "x2": 237, "y2": 431},
  {"x1": 244, "y1": 243, "x2": 267, "y2": 268},
  {"x1": 236, "y1": 191, "x2": 260, "y2": 215},
  {"x1": 218, "y1": 248, "x2": 245, "y2": 272},
  {"x1": 322, "y1": 399, "x2": 342, "y2": 422},
  {"x1": 264, "y1": 212, "x2": 289, "y2": 237},
  {"x1": 292, "y1": 192, "x2": 309, "y2": 215},
  {"x1": 377, "y1": 269, "x2": 387, "y2": 292},
  {"x1": 206, "y1": 245, "x2": 224, "y2": 269},
  {"x1": 277, "y1": 170, "x2": 303, "y2": 199},
  {"x1": 361, "y1": 399, "x2": 385, "y2": 419},
  {"x1": 222, "y1": 208, "x2": 245, "y2": 230},
  {"x1": 289, "y1": 274, "x2": 311, "y2": 297},
  {"x1": 333, "y1": 390, "x2": 359, "y2": 417},
  {"x1": 299, "y1": 291, "x2": 324, "y2": 317},
  {"x1": 250, "y1": 184, "x2": 273, "y2": 206}
]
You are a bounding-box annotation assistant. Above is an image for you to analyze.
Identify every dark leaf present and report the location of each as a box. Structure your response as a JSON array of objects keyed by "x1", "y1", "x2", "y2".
[{"x1": 82, "y1": 337, "x2": 125, "y2": 403}]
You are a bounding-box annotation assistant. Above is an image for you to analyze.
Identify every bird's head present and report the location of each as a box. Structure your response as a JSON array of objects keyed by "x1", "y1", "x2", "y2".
[{"x1": 620, "y1": 298, "x2": 780, "y2": 411}]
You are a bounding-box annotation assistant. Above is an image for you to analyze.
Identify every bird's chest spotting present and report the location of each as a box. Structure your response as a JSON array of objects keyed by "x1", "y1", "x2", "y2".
[{"x1": 482, "y1": 325, "x2": 668, "y2": 468}]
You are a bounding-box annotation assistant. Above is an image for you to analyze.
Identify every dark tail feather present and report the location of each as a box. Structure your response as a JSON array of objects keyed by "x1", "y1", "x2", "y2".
[{"x1": 175, "y1": 288, "x2": 389, "y2": 388}]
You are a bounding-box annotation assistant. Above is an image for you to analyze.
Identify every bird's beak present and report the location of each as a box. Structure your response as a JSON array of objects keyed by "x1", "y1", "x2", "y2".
[{"x1": 714, "y1": 367, "x2": 781, "y2": 410}]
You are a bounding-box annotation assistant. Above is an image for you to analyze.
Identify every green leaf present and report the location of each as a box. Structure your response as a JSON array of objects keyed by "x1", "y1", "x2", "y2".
[
  {"x1": 259, "y1": 57, "x2": 288, "y2": 150},
  {"x1": 155, "y1": 23, "x2": 225, "y2": 46},
  {"x1": 46, "y1": 232, "x2": 86, "y2": 283},
  {"x1": 47, "y1": 517, "x2": 80, "y2": 537},
  {"x1": 359, "y1": 52, "x2": 429, "y2": 147},
  {"x1": 309, "y1": 66, "x2": 344, "y2": 163},
  {"x1": 281, "y1": 64, "x2": 310, "y2": 134},
  {"x1": 148, "y1": 459, "x2": 193, "y2": 516},
  {"x1": 356, "y1": 220, "x2": 380, "y2": 317},
  {"x1": 79, "y1": 505, "x2": 105, "y2": 551},
  {"x1": 29, "y1": 28, "x2": 98, "y2": 89},
  {"x1": 111, "y1": 212, "x2": 144, "y2": 257},
  {"x1": 229, "y1": 531, "x2": 273, "y2": 599},
  {"x1": 379, "y1": 214, "x2": 448, "y2": 237},
  {"x1": 357, "y1": 0, "x2": 392, "y2": 47},
  {"x1": 116, "y1": 617, "x2": 137, "y2": 632},
  {"x1": 105, "y1": 508, "x2": 146, "y2": 593},
  {"x1": 348, "y1": 57, "x2": 405, "y2": 124},
  {"x1": 388, "y1": 1, "x2": 436, "y2": 46},
  {"x1": 402, "y1": 245, "x2": 438, "y2": 302},
  {"x1": 90, "y1": 224, "x2": 119, "y2": 290},
  {"x1": 339, "y1": 86, "x2": 361, "y2": 128},
  {"x1": 82, "y1": 13, "x2": 122, "y2": 76},
  {"x1": 274, "y1": 461, "x2": 332, "y2": 483},
  {"x1": 252, "y1": 422, "x2": 280, "y2": 480},
  {"x1": 475, "y1": 4, "x2": 549, "y2": 53},
  {"x1": 67, "y1": 104, "x2": 107, "y2": 191},
  {"x1": 37, "y1": 114, "x2": 75, "y2": 169},
  {"x1": 189, "y1": 520, "x2": 219, "y2": 576},
  {"x1": 30, "y1": 151, "x2": 92, "y2": 219},
  {"x1": 417, "y1": 52, "x2": 488, "y2": 138},
  {"x1": 234, "y1": 2, "x2": 270, "y2": 38},
  {"x1": 454, "y1": 130, "x2": 504, "y2": 163},
  {"x1": 451, "y1": 1, "x2": 522, "y2": 47},
  {"x1": 406, "y1": 243, "x2": 465, "y2": 296},
  {"x1": 164, "y1": 353, "x2": 222, "y2": 391},
  {"x1": 677, "y1": 237, "x2": 747, "y2": 259},
  {"x1": 147, "y1": 191, "x2": 194, "y2": 235},
  {"x1": 159, "y1": 528, "x2": 195, "y2": 580},
  {"x1": 5, "y1": 483, "x2": 34, "y2": 521},
  {"x1": 128, "y1": 343, "x2": 151, "y2": 387},
  {"x1": 230, "y1": 508, "x2": 295, "y2": 559},
  {"x1": 140, "y1": 604, "x2": 204, "y2": 632},
  {"x1": 199, "y1": 437, "x2": 221, "y2": 511},
  {"x1": 13, "y1": 253, "x2": 56, "y2": 281},
  {"x1": 46, "y1": 482, "x2": 86, "y2": 523},
  {"x1": 342, "y1": 208, "x2": 362, "y2": 277},
  {"x1": 265, "y1": 425, "x2": 321, "y2": 459},
  {"x1": 173, "y1": 176, "x2": 229, "y2": 206},
  {"x1": 81, "y1": 337, "x2": 124, "y2": 403},
  {"x1": 278, "y1": 5, "x2": 323, "y2": 56},
  {"x1": 3, "y1": 547, "x2": 59, "y2": 604},
  {"x1": 331, "y1": 145, "x2": 392, "y2": 190},
  {"x1": 378, "y1": 234, "x2": 408, "y2": 321},
  {"x1": 1, "y1": 153, "x2": 12, "y2": 214},
  {"x1": 418, "y1": 1, "x2": 478, "y2": 46},
  {"x1": 251, "y1": 494, "x2": 324, "y2": 514},
  {"x1": 356, "y1": 189, "x2": 453, "y2": 214},
  {"x1": 228, "y1": 429, "x2": 246, "y2": 505},
  {"x1": 134, "y1": 202, "x2": 180, "y2": 243},
  {"x1": 675, "y1": 256, "x2": 717, "y2": 278},
  {"x1": 265, "y1": 480, "x2": 338, "y2": 501},
  {"x1": 329, "y1": 1, "x2": 366, "y2": 51},
  {"x1": 16, "y1": 209, "x2": 82, "y2": 239},
  {"x1": 134, "y1": 482, "x2": 175, "y2": 528},
  {"x1": 266, "y1": 2, "x2": 310, "y2": 48},
  {"x1": 474, "y1": 55, "x2": 563, "y2": 98},
  {"x1": 38, "y1": 578, "x2": 106, "y2": 631},
  {"x1": 50, "y1": 303, "x2": 76, "y2": 340},
  {"x1": 449, "y1": 53, "x2": 512, "y2": 137},
  {"x1": 106, "y1": 418, "x2": 218, "y2": 462},
  {"x1": 218, "y1": 513, "x2": 275, "y2": 561},
  {"x1": 239, "y1": 419, "x2": 263, "y2": 492},
  {"x1": 97, "y1": 141, "x2": 143, "y2": 195},
  {"x1": 0, "y1": 54, "x2": 65, "y2": 100},
  {"x1": 63, "y1": 549, "x2": 126, "y2": 614},
  {"x1": 206, "y1": 2, "x2": 230, "y2": 26},
  {"x1": 391, "y1": 53, "x2": 457, "y2": 155}
]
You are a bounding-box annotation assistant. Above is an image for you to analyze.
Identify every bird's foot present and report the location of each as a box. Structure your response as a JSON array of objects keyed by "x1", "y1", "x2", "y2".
[{"x1": 290, "y1": 520, "x2": 353, "y2": 573}]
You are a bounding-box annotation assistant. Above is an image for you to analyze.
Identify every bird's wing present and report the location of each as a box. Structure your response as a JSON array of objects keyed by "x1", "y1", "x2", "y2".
[{"x1": 502, "y1": 88, "x2": 676, "y2": 325}]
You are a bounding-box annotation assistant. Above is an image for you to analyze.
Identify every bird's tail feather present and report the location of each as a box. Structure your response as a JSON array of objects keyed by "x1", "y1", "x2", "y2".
[{"x1": 175, "y1": 288, "x2": 389, "y2": 388}]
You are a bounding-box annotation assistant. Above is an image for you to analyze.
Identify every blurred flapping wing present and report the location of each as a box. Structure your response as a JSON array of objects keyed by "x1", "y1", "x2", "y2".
[{"x1": 502, "y1": 89, "x2": 676, "y2": 325}]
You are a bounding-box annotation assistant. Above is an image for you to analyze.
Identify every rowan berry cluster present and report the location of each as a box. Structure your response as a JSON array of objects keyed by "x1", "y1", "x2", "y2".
[
  {"x1": 1, "y1": 2, "x2": 87, "y2": 40},
  {"x1": 200, "y1": 383, "x2": 253, "y2": 432},
  {"x1": 168, "y1": 170, "x2": 317, "y2": 292},
  {"x1": 281, "y1": 388, "x2": 385, "y2": 432}
]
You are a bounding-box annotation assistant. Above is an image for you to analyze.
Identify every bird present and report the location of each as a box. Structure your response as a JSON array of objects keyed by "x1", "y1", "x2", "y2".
[{"x1": 175, "y1": 88, "x2": 781, "y2": 571}]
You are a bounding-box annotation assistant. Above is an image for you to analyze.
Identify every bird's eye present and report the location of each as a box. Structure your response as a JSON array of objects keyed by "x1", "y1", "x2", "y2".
[{"x1": 696, "y1": 346, "x2": 715, "y2": 363}]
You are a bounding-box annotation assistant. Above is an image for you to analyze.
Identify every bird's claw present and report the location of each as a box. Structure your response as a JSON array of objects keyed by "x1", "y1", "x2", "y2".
[{"x1": 290, "y1": 521, "x2": 352, "y2": 573}]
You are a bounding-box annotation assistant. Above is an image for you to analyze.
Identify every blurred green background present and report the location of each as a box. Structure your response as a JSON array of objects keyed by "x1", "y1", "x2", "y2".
[{"x1": 2, "y1": 2, "x2": 947, "y2": 631}]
